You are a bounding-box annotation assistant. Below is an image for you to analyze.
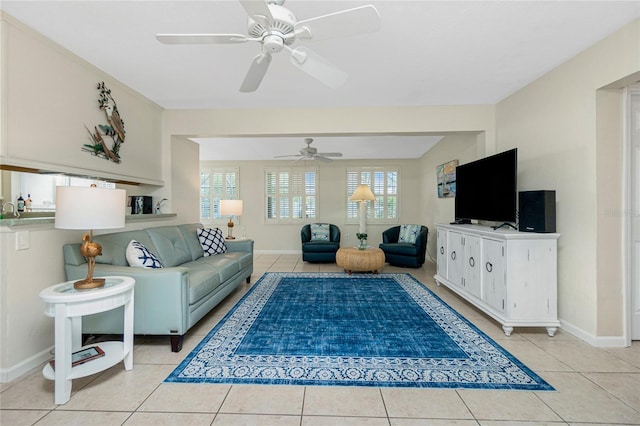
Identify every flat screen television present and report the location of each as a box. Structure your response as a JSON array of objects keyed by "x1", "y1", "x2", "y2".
[{"x1": 454, "y1": 148, "x2": 518, "y2": 224}]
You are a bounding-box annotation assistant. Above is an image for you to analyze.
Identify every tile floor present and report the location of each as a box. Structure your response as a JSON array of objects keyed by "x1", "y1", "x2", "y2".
[{"x1": 1, "y1": 254, "x2": 639, "y2": 425}]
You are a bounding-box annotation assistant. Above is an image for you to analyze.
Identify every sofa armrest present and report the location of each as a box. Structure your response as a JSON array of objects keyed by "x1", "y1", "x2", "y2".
[
  {"x1": 225, "y1": 239, "x2": 254, "y2": 253},
  {"x1": 300, "y1": 225, "x2": 311, "y2": 243},
  {"x1": 65, "y1": 263, "x2": 191, "y2": 335}
]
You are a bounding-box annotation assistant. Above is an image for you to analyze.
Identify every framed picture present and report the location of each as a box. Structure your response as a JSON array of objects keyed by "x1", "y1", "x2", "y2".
[{"x1": 437, "y1": 160, "x2": 458, "y2": 198}]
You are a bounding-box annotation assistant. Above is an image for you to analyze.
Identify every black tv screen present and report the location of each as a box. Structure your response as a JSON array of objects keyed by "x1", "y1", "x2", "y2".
[{"x1": 454, "y1": 148, "x2": 517, "y2": 223}]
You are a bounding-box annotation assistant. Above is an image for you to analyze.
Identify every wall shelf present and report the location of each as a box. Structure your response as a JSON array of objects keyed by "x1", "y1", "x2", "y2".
[{"x1": 0, "y1": 213, "x2": 177, "y2": 227}]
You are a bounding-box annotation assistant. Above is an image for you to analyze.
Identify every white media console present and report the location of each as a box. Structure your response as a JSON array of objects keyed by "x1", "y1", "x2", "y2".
[{"x1": 434, "y1": 224, "x2": 560, "y2": 337}]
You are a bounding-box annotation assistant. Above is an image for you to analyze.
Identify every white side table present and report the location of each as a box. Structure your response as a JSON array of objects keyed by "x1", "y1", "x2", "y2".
[{"x1": 39, "y1": 276, "x2": 135, "y2": 404}]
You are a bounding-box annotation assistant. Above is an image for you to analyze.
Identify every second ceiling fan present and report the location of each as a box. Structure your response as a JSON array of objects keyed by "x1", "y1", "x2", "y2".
[
  {"x1": 274, "y1": 138, "x2": 342, "y2": 162},
  {"x1": 156, "y1": 0, "x2": 381, "y2": 92}
]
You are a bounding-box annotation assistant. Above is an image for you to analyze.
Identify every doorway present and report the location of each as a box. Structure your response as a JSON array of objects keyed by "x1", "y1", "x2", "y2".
[{"x1": 629, "y1": 85, "x2": 640, "y2": 341}]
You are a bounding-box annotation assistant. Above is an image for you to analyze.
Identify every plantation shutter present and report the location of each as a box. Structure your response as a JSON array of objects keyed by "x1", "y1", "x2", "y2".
[
  {"x1": 200, "y1": 168, "x2": 239, "y2": 223},
  {"x1": 346, "y1": 167, "x2": 399, "y2": 224},
  {"x1": 265, "y1": 168, "x2": 317, "y2": 223}
]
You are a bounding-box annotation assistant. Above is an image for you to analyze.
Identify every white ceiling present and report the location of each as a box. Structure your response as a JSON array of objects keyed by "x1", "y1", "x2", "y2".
[{"x1": 2, "y1": 0, "x2": 638, "y2": 161}]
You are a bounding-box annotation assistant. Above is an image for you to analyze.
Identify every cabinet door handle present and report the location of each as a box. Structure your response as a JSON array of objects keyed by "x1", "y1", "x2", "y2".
[
  {"x1": 451, "y1": 251, "x2": 456, "y2": 260},
  {"x1": 440, "y1": 246, "x2": 444, "y2": 255},
  {"x1": 485, "y1": 262, "x2": 493, "y2": 273},
  {"x1": 469, "y1": 257, "x2": 475, "y2": 267}
]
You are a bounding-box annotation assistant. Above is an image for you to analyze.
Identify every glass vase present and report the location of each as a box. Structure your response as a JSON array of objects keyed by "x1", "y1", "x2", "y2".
[{"x1": 358, "y1": 239, "x2": 367, "y2": 250}]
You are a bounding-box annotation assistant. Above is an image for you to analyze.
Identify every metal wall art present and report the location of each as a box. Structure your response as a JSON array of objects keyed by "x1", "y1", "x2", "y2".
[{"x1": 84, "y1": 82, "x2": 126, "y2": 163}]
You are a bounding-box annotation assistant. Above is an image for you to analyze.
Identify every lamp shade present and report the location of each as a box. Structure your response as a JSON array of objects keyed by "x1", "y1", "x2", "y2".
[
  {"x1": 55, "y1": 186, "x2": 126, "y2": 230},
  {"x1": 350, "y1": 184, "x2": 375, "y2": 202},
  {"x1": 220, "y1": 199, "x2": 243, "y2": 216}
]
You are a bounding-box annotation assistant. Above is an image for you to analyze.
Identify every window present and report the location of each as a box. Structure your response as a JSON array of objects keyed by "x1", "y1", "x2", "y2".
[
  {"x1": 265, "y1": 168, "x2": 317, "y2": 223},
  {"x1": 346, "y1": 168, "x2": 399, "y2": 224},
  {"x1": 200, "y1": 168, "x2": 239, "y2": 224}
]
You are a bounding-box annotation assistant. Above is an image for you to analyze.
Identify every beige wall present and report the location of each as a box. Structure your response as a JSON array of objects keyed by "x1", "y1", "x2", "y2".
[
  {"x1": 0, "y1": 13, "x2": 173, "y2": 381},
  {"x1": 0, "y1": 14, "x2": 164, "y2": 185},
  {"x1": 419, "y1": 133, "x2": 484, "y2": 257},
  {"x1": 495, "y1": 19, "x2": 639, "y2": 342},
  {"x1": 200, "y1": 158, "x2": 425, "y2": 252}
]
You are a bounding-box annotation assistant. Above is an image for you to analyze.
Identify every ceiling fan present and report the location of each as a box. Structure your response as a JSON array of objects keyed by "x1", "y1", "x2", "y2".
[
  {"x1": 156, "y1": 0, "x2": 381, "y2": 92},
  {"x1": 274, "y1": 138, "x2": 343, "y2": 162}
]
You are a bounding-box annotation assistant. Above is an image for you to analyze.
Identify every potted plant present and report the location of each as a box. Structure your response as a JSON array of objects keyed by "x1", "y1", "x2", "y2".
[{"x1": 356, "y1": 233, "x2": 368, "y2": 250}]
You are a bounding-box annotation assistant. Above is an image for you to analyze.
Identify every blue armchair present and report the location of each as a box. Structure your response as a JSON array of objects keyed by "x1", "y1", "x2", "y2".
[
  {"x1": 301, "y1": 223, "x2": 341, "y2": 263},
  {"x1": 379, "y1": 225, "x2": 428, "y2": 268}
]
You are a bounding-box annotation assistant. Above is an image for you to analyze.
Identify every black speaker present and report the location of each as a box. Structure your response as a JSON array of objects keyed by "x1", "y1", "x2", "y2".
[{"x1": 519, "y1": 190, "x2": 556, "y2": 233}]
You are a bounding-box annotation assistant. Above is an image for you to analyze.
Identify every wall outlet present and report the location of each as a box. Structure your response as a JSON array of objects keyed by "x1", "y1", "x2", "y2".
[{"x1": 16, "y1": 231, "x2": 29, "y2": 250}]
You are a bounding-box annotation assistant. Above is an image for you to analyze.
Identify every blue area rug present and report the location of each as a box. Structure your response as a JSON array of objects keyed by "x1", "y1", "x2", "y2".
[{"x1": 165, "y1": 273, "x2": 553, "y2": 390}]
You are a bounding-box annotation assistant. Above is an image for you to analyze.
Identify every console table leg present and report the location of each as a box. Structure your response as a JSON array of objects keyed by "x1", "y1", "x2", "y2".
[
  {"x1": 123, "y1": 293, "x2": 134, "y2": 370},
  {"x1": 54, "y1": 305, "x2": 73, "y2": 405}
]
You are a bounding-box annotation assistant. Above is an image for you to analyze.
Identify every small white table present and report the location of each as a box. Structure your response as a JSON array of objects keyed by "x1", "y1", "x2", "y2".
[{"x1": 39, "y1": 276, "x2": 135, "y2": 404}]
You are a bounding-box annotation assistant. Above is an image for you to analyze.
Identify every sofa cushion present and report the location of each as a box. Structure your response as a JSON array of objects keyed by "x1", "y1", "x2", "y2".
[
  {"x1": 302, "y1": 241, "x2": 340, "y2": 253},
  {"x1": 178, "y1": 223, "x2": 206, "y2": 260},
  {"x1": 178, "y1": 261, "x2": 223, "y2": 304},
  {"x1": 379, "y1": 242, "x2": 419, "y2": 256},
  {"x1": 146, "y1": 226, "x2": 192, "y2": 267},
  {"x1": 194, "y1": 254, "x2": 241, "y2": 282},
  {"x1": 399, "y1": 224, "x2": 421, "y2": 244},
  {"x1": 126, "y1": 240, "x2": 164, "y2": 269},
  {"x1": 197, "y1": 227, "x2": 227, "y2": 256},
  {"x1": 94, "y1": 230, "x2": 152, "y2": 266}
]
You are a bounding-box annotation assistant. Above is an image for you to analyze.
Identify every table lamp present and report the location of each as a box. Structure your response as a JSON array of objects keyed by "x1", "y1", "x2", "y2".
[
  {"x1": 55, "y1": 185, "x2": 126, "y2": 289},
  {"x1": 220, "y1": 199, "x2": 243, "y2": 239},
  {"x1": 350, "y1": 184, "x2": 375, "y2": 235}
]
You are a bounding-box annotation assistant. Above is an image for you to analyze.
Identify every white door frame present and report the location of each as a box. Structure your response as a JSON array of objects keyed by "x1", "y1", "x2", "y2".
[{"x1": 624, "y1": 84, "x2": 640, "y2": 345}]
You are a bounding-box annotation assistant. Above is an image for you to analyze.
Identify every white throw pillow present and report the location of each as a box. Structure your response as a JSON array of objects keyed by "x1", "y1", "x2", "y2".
[
  {"x1": 197, "y1": 227, "x2": 227, "y2": 256},
  {"x1": 126, "y1": 240, "x2": 163, "y2": 268}
]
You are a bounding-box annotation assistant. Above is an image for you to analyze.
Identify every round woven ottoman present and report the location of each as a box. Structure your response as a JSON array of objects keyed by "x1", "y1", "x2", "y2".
[{"x1": 336, "y1": 247, "x2": 385, "y2": 275}]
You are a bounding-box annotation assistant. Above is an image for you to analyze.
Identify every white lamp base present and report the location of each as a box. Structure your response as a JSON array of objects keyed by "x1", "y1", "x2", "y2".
[{"x1": 358, "y1": 201, "x2": 367, "y2": 235}]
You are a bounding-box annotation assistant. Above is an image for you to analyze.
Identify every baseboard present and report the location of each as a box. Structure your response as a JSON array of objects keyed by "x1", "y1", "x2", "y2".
[
  {"x1": 559, "y1": 320, "x2": 628, "y2": 347},
  {"x1": 0, "y1": 346, "x2": 52, "y2": 383},
  {"x1": 254, "y1": 249, "x2": 301, "y2": 255}
]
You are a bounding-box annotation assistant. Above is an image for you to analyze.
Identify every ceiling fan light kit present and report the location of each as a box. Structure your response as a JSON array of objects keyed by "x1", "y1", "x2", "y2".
[{"x1": 156, "y1": 0, "x2": 381, "y2": 92}]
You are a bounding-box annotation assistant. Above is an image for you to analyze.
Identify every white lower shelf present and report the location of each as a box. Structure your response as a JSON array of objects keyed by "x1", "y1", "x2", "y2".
[{"x1": 43, "y1": 341, "x2": 127, "y2": 380}]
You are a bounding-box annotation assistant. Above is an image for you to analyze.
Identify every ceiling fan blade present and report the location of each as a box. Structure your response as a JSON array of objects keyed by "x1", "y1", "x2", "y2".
[
  {"x1": 313, "y1": 155, "x2": 333, "y2": 162},
  {"x1": 240, "y1": 53, "x2": 272, "y2": 92},
  {"x1": 239, "y1": 0, "x2": 273, "y2": 20},
  {"x1": 289, "y1": 47, "x2": 347, "y2": 89},
  {"x1": 317, "y1": 152, "x2": 343, "y2": 157},
  {"x1": 156, "y1": 34, "x2": 251, "y2": 44},
  {"x1": 294, "y1": 5, "x2": 381, "y2": 41},
  {"x1": 274, "y1": 155, "x2": 302, "y2": 159}
]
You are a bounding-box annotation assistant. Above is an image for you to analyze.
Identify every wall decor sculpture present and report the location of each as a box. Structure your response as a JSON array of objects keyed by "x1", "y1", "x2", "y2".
[
  {"x1": 83, "y1": 82, "x2": 126, "y2": 163},
  {"x1": 437, "y1": 159, "x2": 458, "y2": 198}
]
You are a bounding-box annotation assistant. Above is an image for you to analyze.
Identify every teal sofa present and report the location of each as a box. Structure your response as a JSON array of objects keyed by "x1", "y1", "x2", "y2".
[{"x1": 63, "y1": 223, "x2": 253, "y2": 352}]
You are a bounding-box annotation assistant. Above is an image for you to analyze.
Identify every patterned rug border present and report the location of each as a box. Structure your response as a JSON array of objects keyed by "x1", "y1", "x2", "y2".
[{"x1": 165, "y1": 272, "x2": 554, "y2": 390}]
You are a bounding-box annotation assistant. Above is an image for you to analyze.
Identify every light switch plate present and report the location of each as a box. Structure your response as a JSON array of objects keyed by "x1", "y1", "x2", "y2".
[{"x1": 16, "y1": 231, "x2": 29, "y2": 250}]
